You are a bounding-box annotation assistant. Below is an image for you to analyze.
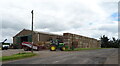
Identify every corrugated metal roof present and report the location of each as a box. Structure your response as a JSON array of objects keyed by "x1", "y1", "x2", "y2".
[{"x1": 21, "y1": 29, "x2": 62, "y2": 36}]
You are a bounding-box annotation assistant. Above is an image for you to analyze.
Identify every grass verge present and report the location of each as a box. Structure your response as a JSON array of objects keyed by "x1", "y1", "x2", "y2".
[
  {"x1": 0, "y1": 52, "x2": 36, "y2": 61},
  {"x1": 65, "y1": 48, "x2": 111, "y2": 51}
]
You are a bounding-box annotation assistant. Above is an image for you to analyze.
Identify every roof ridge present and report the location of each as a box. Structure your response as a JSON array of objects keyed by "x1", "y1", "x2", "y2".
[{"x1": 23, "y1": 29, "x2": 62, "y2": 36}]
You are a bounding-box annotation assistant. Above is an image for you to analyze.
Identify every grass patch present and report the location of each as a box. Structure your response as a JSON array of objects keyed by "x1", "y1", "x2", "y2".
[
  {"x1": 0, "y1": 52, "x2": 36, "y2": 61},
  {"x1": 65, "y1": 48, "x2": 111, "y2": 51}
]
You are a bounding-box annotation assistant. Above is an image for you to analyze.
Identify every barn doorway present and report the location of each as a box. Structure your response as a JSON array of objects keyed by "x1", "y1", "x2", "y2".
[
  {"x1": 16, "y1": 35, "x2": 32, "y2": 45},
  {"x1": 20, "y1": 36, "x2": 28, "y2": 42}
]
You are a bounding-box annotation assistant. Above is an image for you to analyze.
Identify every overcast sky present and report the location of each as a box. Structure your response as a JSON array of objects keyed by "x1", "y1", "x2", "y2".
[{"x1": 0, "y1": 0, "x2": 119, "y2": 43}]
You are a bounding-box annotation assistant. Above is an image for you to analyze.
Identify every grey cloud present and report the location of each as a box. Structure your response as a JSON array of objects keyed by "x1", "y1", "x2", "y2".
[
  {"x1": 0, "y1": 0, "x2": 118, "y2": 43},
  {"x1": 35, "y1": 15, "x2": 83, "y2": 32},
  {"x1": 98, "y1": 25, "x2": 118, "y2": 33},
  {"x1": 2, "y1": 28, "x2": 16, "y2": 37},
  {"x1": 35, "y1": 20, "x2": 71, "y2": 32},
  {"x1": 1, "y1": 28, "x2": 18, "y2": 43},
  {"x1": 2, "y1": 14, "x2": 30, "y2": 31}
]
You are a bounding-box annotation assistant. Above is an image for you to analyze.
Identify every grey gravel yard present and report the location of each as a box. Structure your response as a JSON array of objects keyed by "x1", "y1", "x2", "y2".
[{"x1": 2, "y1": 48, "x2": 119, "y2": 64}]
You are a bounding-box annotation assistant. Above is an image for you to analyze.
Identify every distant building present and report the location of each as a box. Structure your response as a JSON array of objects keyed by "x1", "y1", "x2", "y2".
[{"x1": 13, "y1": 29, "x2": 100, "y2": 49}]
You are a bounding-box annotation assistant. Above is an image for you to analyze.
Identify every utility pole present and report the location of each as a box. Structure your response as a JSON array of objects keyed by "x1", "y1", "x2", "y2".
[{"x1": 31, "y1": 10, "x2": 34, "y2": 53}]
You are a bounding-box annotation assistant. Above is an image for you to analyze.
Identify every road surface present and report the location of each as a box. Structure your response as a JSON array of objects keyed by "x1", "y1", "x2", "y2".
[{"x1": 2, "y1": 48, "x2": 118, "y2": 64}]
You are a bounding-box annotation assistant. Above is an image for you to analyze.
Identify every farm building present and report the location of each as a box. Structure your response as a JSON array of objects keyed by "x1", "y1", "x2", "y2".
[
  {"x1": 13, "y1": 29, "x2": 62, "y2": 47},
  {"x1": 13, "y1": 29, "x2": 100, "y2": 49}
]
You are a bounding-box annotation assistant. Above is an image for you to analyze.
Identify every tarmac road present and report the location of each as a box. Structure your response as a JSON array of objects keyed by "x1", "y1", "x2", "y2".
[{"x1": 2, "y1": 48, "x2": 118, "y2": 64}]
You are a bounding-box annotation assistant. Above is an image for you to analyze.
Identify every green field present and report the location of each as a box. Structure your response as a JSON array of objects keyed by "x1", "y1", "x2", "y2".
[{"x1": 0, "y1": 52, "x2": 36, "y2": 61}]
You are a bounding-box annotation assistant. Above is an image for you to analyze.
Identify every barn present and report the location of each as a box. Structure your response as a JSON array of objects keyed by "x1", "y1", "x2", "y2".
[
  {"x1": 13, "y1": 29, "x2": 100, "y2": 49},
  {"x1": 13, "y1": 29, "x2": 63, "y2": 47}
]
